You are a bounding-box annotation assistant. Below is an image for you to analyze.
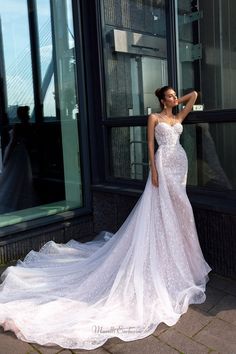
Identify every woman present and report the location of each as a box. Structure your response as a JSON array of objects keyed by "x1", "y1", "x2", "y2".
[
  {"x1": 0, "y1": 106, "x2": 35, "y2": 213},
  {"x1": 0, "y1": 87, "x2": 211, "y2": 350},
  {"x1": 148, "y1": 86, "x2": 198, "y2": 188}
]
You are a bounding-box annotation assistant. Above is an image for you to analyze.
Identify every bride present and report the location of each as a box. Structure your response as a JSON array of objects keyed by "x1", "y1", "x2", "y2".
[{"x1": 0, "y1": 86, "x2": 211, "y2": 350}]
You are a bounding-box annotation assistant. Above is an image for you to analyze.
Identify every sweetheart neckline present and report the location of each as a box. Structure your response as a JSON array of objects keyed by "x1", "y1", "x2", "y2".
[{"x1": 156, "y1": 122, "x2": 182, "y2": 128}]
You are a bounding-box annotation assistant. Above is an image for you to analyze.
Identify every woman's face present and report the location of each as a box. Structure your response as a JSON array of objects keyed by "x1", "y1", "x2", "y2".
[{"x1": 162, "y1": 89, "x2": 178, "y2": 108}]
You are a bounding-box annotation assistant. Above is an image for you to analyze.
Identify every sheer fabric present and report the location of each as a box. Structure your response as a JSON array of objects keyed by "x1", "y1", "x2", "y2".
[{"x1": 0, "y1": 122, "x2": 211, "y2": 349}]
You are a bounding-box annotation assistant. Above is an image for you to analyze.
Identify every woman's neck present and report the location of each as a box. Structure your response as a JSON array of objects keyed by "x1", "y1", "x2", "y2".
[{"x1": 161, "y1": 108, "x2": 173, "y2": 117}]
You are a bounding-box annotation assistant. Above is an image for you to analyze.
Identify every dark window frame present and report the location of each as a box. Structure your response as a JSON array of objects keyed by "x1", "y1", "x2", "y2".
[{"x1": 71, "y1": 0, "x2": 92, "y2": 211}]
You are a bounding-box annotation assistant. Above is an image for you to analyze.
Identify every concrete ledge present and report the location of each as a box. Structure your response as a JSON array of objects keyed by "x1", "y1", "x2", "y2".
[{"x1": 0, "y1": 215, "x2": 93, "y2": 264}]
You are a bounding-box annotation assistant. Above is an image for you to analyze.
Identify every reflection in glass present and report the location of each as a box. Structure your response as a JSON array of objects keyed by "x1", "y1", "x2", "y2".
[
  {"x1": 177, "y1": 0, "x2": 236, "y2": 110},
  {"x1": 36, "y1": 0, "x2": 52, "y2": 84},
  {"x1": 111, "y1": 127, "x2": 148, "y2": 180},
  {"x1": 110, "y1": 123, "x2": 236, "y2": 191},
  {"x1": 50, "y1": 0, "x2": 82, "y2": 206},
  {"x1": 36, "y1": 0, "x2": 56, "y2": 119},
  {"x1": 182, "y1": 123, "x2": 235, "y2": 190},
  {"x1": 0, "y1": 1, "x2": 34, "y2": 121},
  {"x1": 0, "y1": 106, "x2": 35, "y2": 213},
  {"x1": 0, "y1": 0, "x2": 83, "y2": 225},
  {"x1": 102, "y1": 0, "x2": 167, "y2": 117}
]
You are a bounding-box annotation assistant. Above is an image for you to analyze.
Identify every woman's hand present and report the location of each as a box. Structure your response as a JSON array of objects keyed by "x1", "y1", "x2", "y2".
[{"x1": 151, "y1": 168, "x2": 159, "y2": 187}]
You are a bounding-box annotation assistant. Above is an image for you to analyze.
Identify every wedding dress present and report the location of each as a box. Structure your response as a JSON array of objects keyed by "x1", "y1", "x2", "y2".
[
  {"x1": 0, "y1": 121, "x2": 211, "y2": 350},
  {"x1": 0, "y1": 127, "x2": 35, "y2": 213}
]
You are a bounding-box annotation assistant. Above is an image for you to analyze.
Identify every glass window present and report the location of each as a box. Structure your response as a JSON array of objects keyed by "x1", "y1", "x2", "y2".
[
  {"x1": 110, "y1": 122, "x2": 236, "y2": 191},
  {"x1": 36, "y1": 0, "x2": 56, "y2": 119},
  {"x1": 177, "y1": 0, "x2": 236, "y2": 110},
  {"x1": 101, "y1": 0, "x2": 168, "y2": 117},
  {"x1": 181, "y1": 122, "x2": 236, "y2": 190},
  {"x1": 110, "y1": 126, "x2": 148, "y2": 180},
  {"x1": 0, "y1": 0, "x2": 83, "y2": 227}
]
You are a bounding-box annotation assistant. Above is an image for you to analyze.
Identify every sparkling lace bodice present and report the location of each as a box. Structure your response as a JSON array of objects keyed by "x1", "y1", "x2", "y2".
[{"x1": 155, "y1": 122, "x2": 183, "y2": 146}]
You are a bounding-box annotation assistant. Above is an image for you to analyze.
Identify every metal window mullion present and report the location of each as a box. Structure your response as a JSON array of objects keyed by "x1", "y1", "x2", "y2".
[
  {"x1": 0, "y1": 17, "x2": 9, "y2": 154},
  {"x1": 165, "y1": 0, "x2": 179, "y2": 92},
  {"x1": 71, "y1": 0, "x2": 92, "y2": 211},
  {"x1": 27, "y1": 0, "x2": 43, "y2": 122}
]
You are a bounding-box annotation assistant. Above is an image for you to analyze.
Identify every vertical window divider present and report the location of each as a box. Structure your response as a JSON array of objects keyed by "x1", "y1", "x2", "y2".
[
  {"x1": 27, "y1": 0, "x2": 43, "y2": 123},
  {"x1": 71, "y1": 0, "x2": 92, "y2": 211},
  {"x1": 165, "y1": 0, "x2": 179, "y2": 92},
  {"x1": 0, "y1": 17, "x2": 8, "y2": 152}
]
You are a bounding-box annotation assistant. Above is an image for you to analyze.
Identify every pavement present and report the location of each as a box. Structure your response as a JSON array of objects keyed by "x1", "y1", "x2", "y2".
[{"x1": 0, "y1": 268, "x2": 236, "y2": 354}]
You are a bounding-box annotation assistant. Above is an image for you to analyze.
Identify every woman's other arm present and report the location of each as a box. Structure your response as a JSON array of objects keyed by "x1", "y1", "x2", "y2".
[{"x1": 147, "y1": 114, "x2": 159, "y2": 187}]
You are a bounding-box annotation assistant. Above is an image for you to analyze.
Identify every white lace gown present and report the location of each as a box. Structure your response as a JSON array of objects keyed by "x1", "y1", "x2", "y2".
[{"x1": 0, "y1": 122, "x2": 211, "y2": 350}]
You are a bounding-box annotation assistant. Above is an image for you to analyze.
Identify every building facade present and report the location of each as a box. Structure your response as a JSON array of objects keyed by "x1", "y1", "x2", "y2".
[{"x1": 0, "y1": 0, "x2": 235, "y2": 277}]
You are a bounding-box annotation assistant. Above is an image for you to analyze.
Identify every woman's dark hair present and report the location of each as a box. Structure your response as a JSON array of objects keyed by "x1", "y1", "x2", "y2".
[{"x1": 155, "y1": 86, "x2": 173, "y2": 109}]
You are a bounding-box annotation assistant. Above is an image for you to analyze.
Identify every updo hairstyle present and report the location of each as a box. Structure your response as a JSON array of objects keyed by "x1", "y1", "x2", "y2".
[{"x1": 155, "y1": 86, "x2": 173, "y2": 109}]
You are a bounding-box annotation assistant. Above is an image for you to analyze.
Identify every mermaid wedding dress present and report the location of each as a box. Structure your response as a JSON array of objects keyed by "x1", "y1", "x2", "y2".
[{"x1": 0, "y1": 122, "x2": 211, "y2": 350}]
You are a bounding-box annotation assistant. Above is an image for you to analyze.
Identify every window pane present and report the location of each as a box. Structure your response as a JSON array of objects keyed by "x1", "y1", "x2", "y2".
[
  {"x1": 182, "y1": 123, "x2": 236, "y2": 190},
  {"x1": 36, "y1": 0, "x2": 56, "y2": 119},
  {"x1": 177, "y1": 0, "x2": 236, "y2": 110},
  {"x1": 101, "y1": 0, "x2": 168, "y2": 117},
  {"x1": 110, "y1": 127, "x2": 148, "y2": 180},
  {"x1": 110, "y1": 123, "x2": 236, "y2": 191},
  {"x1": 0, "y1": 0, "x2": 83, "y2": 226},
  {"x1": 0, "y1": 1, "x2": 34, "y2": 121}
]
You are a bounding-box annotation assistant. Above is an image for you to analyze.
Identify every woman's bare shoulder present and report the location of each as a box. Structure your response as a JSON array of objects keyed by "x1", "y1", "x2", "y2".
[{"x1": 148, "y1": 113, "x2": 159, "y2": 125}]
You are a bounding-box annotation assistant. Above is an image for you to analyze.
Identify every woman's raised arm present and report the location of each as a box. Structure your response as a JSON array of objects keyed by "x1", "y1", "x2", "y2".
[{"x1": 177, "y1": 91, "x2": 198, "y2": 122}]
